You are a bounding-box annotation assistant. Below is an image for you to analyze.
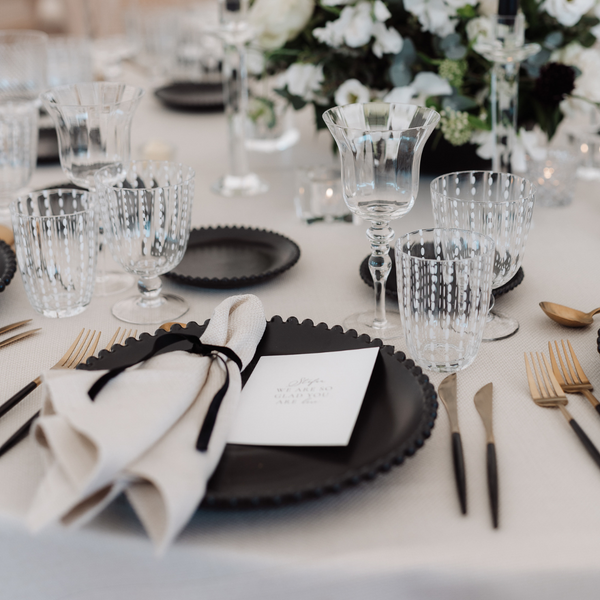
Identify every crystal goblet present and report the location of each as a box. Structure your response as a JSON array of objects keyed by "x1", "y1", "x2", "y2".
[
  {"x1": 431, "y1": 171, "x2": 536, "y2": 341},
  {"x1": 94, "y1": 160, "x2": 194, "y2": 325},
  {"x1": 323, "y1": 102, "x2": 440, "y2": 341},
  {"x1": 41, "y1": 82, "x2": 144, "y2": 296},
  {"x1": 396, "y1": 228, "x2": 495, "y2": 373}
]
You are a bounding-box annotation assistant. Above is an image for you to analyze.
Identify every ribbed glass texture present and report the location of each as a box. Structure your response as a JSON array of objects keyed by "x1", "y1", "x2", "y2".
[
  {"x1": 396, "y1": 228, "x2": 496, "y2": 373},
  {"x1": 10, "y1": 189, "x2": 97, "y2": 318}
]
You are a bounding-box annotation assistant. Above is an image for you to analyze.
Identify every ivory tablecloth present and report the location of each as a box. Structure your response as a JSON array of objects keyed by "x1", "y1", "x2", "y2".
[{"x1": 1, "y1": 83, "x2": 600, "y2": 600}]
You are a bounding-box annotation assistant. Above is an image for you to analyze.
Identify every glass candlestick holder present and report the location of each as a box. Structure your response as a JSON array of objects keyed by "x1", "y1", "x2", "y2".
[{"x1": 475, "y1": 14, "x2": 540, "y2": 172}]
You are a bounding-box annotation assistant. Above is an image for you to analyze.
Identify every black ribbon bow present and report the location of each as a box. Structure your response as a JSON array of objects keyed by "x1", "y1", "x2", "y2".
[{"x1": 87, "y1": 332, "x2": 243, "y2": 452}]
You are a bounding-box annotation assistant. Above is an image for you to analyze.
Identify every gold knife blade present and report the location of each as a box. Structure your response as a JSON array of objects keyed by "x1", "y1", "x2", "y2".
[
  {"x1": 0, "y1": 319, "x2": 32, "y2": 337},
  {"x1": 474, "y1": 382, "x2": 494, "y2": 444},
  {"x1": 438, "y1": 372, "x2": 459, "y2": 433},
  {"x1": 0, "y1": 328, "x2": 41, "y2": 349}
]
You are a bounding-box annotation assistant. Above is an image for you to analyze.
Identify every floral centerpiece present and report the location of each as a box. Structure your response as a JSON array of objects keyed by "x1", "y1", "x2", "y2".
[{"x1": 248, "y1": 0, "x2": 600, "y2": 169}]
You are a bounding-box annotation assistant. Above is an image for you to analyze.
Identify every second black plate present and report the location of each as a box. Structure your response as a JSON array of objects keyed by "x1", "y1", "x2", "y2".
[
  {"x1": 360, "y1": 252, "x2": 525, "y2": 299},
  {"x1": 166, "y1": 226, "x2": 301, "y2": 289},
  {"x1": 0, "y1": 241, "x2": 17, "y2": 293},
  {"x1": 154, "y1": 82, "x2": 224, "y2": 111}
]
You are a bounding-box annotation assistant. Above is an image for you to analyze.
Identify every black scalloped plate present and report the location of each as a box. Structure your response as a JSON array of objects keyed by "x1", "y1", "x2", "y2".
[
  {"x1": 166, "y1": 226, "x2": 301, "y2": 289},
  {"x1": 78, "y1": 317, "x2": 437, "y2": 508},
  {"x1": 0, "y1": 240, "x2": 17, "y2": 293},
  {"x1": 360, "y1": 252, "x2": 524, "y2": 299},
  {"x1": 154, "y1": 82, "x2": 224, "y2": 111}
]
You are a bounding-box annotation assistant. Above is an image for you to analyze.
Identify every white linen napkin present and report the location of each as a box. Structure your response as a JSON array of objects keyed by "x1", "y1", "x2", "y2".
[{"x1": 26, "y1": 294, "x2": 266, "y2": 552}]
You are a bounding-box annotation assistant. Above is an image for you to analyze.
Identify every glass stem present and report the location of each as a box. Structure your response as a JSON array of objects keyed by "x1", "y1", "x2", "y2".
[
  {"x1": 222, "y1": 40, "x2": 249, "y2": 179},
  {"x1": 138, "y1": 276, "x2": 163, "y2": 308},
  {"x1": 491, "y1": 60, "x2": 520, "y2": 173},
  {"x1": 366, "y1": 222, "x2": 394, "y2": 330}
]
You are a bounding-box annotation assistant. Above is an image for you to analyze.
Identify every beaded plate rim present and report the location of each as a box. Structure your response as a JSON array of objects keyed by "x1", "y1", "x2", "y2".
[{"x1": 0, "y1": 240, "x2": 17, "y2": 293}]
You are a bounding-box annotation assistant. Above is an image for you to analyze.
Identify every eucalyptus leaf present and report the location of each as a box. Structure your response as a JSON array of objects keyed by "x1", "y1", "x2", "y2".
[
  {"x1": 446, "y1": 45, "x2": 467, "y2": 60},
  {"x1": 389, "y1": 62, "x2": 413, "y2": 87},
  {"x1": 440, "y1": 34, "x2": 462, "y2": 51},
  {"x1": 544, "y1": 31, "x2": 563, "y2": 50},
  {"x1": 394, "y1": 38, "x2": 416, "y2": 67}
]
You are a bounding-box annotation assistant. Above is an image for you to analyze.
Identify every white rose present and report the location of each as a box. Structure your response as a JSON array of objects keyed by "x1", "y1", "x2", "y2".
[
  {"x1": 372, "y1": 23, "x2": 403, "y2": 58},
  {"x1": 383, "y1": 86, "x2": 416, "y2": 103},
  {"x1": 249, "y1": 0, "x2": 315, "y2": 50},
  {"x1": 373, "y1": 0, "x2": 392, "y2": 21},
  {"x1": 342, "y1": 2, "x2": 374, "y2": 48},
  {"x1": 404, "y1": 0, "x2": 457, "y2": 37},
  {"x1": 551, "y1": 41, "x2": 585, "y2": 67},
  {"x1": 280, "y1": 63, "x2": 324, "y2": 100},
  {"x1": 466, "y1": 16, "x2": 492, "y2": 43},
  {"x1": 411, "y1": 72, "x2": 453, "y2": 96},
  {"x1": 540, "y1": 0, "x2": 595, "y2": 27},
  {"x1": 334, "y1": 78, "x2": 371, "y2": 105}
]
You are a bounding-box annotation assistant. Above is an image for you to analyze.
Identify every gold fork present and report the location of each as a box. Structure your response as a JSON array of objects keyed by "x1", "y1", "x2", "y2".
[
  {"x1": 0, "y1": 327, "x2": 137, "y2": 457},
  {"x1": 548, "y1": 340, "x2": 600, "y2": 416},
  {"x1": 525, "y1": 351, "x2": 600, "y2": 471},
  {"x1": 0, "y1": 328, "x2": 101, "y2": 419}
]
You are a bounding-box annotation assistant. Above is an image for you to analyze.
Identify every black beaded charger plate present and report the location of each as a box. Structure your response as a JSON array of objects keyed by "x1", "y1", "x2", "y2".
[
  {"x1": 0, "y1": 241, "x2": 17, "y2": 293},
  {"x1": 154, "y1": 82, "x2": 224, "y2": 111},
  {"x1": 360, "y1": 251, "x2": 525, "y2": 299},
  {"x1": 79, "y1": 317, "x2": 438, "y2": 508},
  {"x1": 166, "y1": 226, "x2": 301, "y2": 289}
]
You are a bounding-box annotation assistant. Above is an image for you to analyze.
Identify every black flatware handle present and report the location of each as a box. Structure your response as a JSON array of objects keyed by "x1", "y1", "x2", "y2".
[
  {"x1": 0, "y1": 380, "x2": 40, "y2": 419},
  {"x1": 569, "y1": 418, "x2": 600, "y2": 471},
  {"x1": 595, "y1": 405, "x2": 600, "y2": 418},
  {"x1": 486, "y1": 442, "x2": 499, "y2": 528},
  {"x1": 451, "y1": 431, "x2": 467, "y2": 515},
  {"x1": 0, "y1": 410, "x2": 38, "y2": 458}
]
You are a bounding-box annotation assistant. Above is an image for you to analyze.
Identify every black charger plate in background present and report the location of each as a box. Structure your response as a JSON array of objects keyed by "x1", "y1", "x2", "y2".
[
  {"x1": 166, "y1": 226, "x2": 301, "y2": 289},
  {"x1": 79, "y1": 317, "x2": 438, "y2": 508},
  {"x1": 154, "y1": 82, "x2": 224, "y2": 111}
]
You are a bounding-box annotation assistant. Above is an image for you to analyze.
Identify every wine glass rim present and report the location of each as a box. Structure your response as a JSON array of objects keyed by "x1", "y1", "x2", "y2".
[
  {"x1": 323, "y1": 102, "x2": 440, "y2": 132},
  {"x1": 431, "y1": 170, "x2": 535, "y2": 202},
  {"x1": 95, "y1": 161, "x2": 196, "y2": 191},
  {"x1": 397, "y1": 227, "x2": 496, "y2": 264},
  {"x1": 11, "y1": 190, "x2": 93, "y2": 220},
  {"x1": 41, "y1": 82, "x2": 145, "y2": 109}
]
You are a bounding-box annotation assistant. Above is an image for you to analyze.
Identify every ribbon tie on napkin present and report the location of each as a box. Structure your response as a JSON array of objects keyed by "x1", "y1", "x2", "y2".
[{"x1": 26, "y1": 294, "x2": 266, "y2": 552}]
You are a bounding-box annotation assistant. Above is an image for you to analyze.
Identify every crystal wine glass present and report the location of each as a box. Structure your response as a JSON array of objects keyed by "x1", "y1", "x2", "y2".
[
  {"x1": 431, "y1": 170, "x2": 536, "y2": 341},
  {"x1": 94, "y1": 160, "x2": 194, "y2": 324},
  {"x1": 40, "y1": 82, "x2": 144, "y2": 296},
  {"x1": 323, "y1": 102, "x2": 440, "y2": 341}
]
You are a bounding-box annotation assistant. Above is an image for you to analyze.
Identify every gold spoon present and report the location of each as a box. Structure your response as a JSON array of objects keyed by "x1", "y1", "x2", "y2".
[{"x1": 539, "y1": 301, "x2": 600, "y2": 328}]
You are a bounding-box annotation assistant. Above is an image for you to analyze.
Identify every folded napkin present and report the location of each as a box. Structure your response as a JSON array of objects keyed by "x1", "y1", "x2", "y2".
[{"x1": 27, "y1": 294, "x2": 266, "y2": 551}]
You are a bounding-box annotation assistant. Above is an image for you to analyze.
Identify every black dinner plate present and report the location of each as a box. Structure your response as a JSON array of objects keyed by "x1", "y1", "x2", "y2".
[
  {"x1": 154, "y1": 81, "x2": 224, "y2": 111},
  {"x1": 79, "y1": 317, "x2": 438, "y2": 507},
  {"x1": 360, "y1": 251, "x2": 525, "y2": 299},
  {"x1": 166, "y1": 226, "x2": 301, "y2": 289},
  {"x1": 0, "y1": 241, "x2": 17, "y2": 293}
]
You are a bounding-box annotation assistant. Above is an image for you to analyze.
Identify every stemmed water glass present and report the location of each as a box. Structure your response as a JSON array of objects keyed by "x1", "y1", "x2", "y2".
[
  {"x1": 431, "y1": 171, "x2": 536, "y2": 341},
  {"x1": 94, "y1": 160, "x2": 194, "y2": 324},
  {"x1": 323, "y1": 102, "x2": 440, "y2": 341},
  {"x1": 40, "y1": 82, "x2": 144, "y2": 296}
]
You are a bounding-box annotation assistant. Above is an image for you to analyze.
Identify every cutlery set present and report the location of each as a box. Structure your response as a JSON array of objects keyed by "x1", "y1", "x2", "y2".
[
  {"x1": 438, "y1": 374, "x2": 499, "y2": 529},
  {"x1": 0, "y1": 319, "x2": 40, "y2": 350},
  {"x1": 0, "y1": 325, "x2": 137, "y2": 457}
]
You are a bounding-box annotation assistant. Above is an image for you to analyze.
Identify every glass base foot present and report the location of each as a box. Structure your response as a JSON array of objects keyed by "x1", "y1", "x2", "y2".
[
  {"x1": 343, "y1": 310, "x2": 403, "y2": 343},
  {"x1": 482, "y1": 310, "x2": 519, "y2": 342},
  {"x1": 95, "y1": 271, "x2": 135, "y2": 297},
  {"x1": 211, "y1": 173, "x2": 268, "y2": 197},
  {"x1": 112, "y1": 293, "x2": 189, "y2": 324}
]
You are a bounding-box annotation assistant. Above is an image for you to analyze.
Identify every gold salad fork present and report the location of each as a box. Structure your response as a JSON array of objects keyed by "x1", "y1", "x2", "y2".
[
  {"x1": 548, "y1": 340, "x2": 600, "y2": 416},
  {"x1": 525, "y1": 351, "x2": 600, "y2": 472},
  {"x1": 0, "y1": 327, "x2": 137, "y2": 457}
]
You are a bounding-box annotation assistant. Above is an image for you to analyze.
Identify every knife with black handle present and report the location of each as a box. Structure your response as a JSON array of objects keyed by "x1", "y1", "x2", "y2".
[
  {"x1": 474, "y1": 382, "x2": 499, "y2": 529},
  {"x1": 438, "y1": 373, "x2": 467, "y2": 515}
]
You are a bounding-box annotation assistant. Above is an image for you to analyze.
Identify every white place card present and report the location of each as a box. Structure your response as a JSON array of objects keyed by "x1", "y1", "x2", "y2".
[{"x1": 227, "y1": 347, "x2": 379, "y2": 446}]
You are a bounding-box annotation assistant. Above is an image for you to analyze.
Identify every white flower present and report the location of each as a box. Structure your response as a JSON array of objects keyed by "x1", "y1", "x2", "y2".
[
  {"x1": 334, "y1": 78, "x2": 371, "y2": 105},
  {"x1": 551, "y1": 41, "x2": 585, "y2": 67},
  {"x1": 249, "y1": 0, "x2": 314, "y2": 50},
  {"x1": 342, "y1": 2, "x2": 374, "y2": 47},
  {"x1": 383, "y1": 86, "x2": 416, "y2": 103},
  {"x1": 373, "y1": 0, "x2": 392, "y2": 21},
  {"x1": 466, "y1": 16, "x2": 492, "y2": 44},
  {"x1": 411, "y1": 72, "x2": 453, "y2": 96},
  {"x1": 477, "y1": 0, "x2": 498, "y2": 16},
  {"x1": 280, "y1": 63, "x2": 324, "y2": 100},
  {"x1": 403, "y1": 0, "x2": 457, "y2": 37},
  {"x1": 372, "y1": 23, "x2": 403, "y2": 58},
  {"x1": 540, "y1": 0, "x2": 595, "y2": 27},
  {"x1": 512, "y1": 127, "x2": 548, "y2": 172},
  {"x1": 321, "y1": 0, "x2": 352, "y2": 4},
  {"x1": 559, "y1": 47, "x2": 600, "y2": 117},
  {"x1": 472, "y1": 130, "x2": 495, "y2": 160},
  {"x1": 246, "y1": 47, "x2": 266, "y2": 75},
  {"x1": 313, "y1": 20, "x2": 345, "y2": 47}
]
